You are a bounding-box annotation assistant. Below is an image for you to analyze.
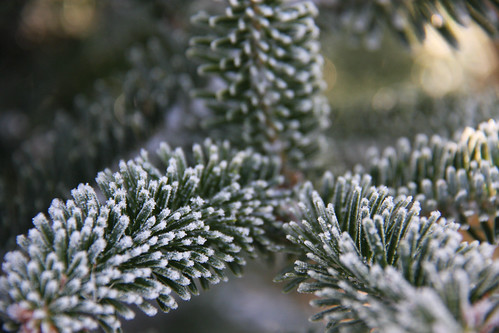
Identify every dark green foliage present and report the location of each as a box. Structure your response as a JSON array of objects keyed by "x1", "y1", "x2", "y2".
[
  {"x1": 362, "y1": 120, "x2": 499, "y2": 243},
  {"x1": 0, "y1": 141, "x2": 283, "y2": 332},
  {"x1": 1, "y1": 1, "x2": 499, "y2": 332},
  {"x1": 278, "y1": 179, "x2": 499, "y2": 332}
]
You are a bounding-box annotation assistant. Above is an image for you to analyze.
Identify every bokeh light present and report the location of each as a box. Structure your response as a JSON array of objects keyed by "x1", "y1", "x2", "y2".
[
  {"x1": 413, "y1": 23, "x2": 498, "y2": 97},
  {"x1": 19, "y1": 0, "x2": 96, "y2": 44}
]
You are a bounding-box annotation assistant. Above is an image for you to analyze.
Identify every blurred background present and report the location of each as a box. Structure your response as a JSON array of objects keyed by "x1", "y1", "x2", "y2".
[{"x1": 1, "y1": 0, "x2": 498, "y2": 331}]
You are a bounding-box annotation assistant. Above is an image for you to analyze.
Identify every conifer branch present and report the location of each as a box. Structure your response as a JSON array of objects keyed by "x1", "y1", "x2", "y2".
[
  {"x1": 2, "y1": 1, "x2": 499, "y2": 332},
  {"x1": 188, "y1": 0, "x2": 330, "y2": 169},
  {"x1": 277, "y1": 178, "x2": 499, "y2": 332},
  {"x1": 0, "y1": 141, "x2": 283, "y2": 332},
  {"x1": 360, "y1": 119, "x2": 499, "y2": 243}
]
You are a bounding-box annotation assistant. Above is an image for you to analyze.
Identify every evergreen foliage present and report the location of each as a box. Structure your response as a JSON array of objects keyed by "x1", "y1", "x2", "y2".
[
  {"x1": 361, "y1": 119, "x2": 499, "y2": 243},
  {"x1": 279, "y1": 176, "x2": 499, "y2": 332},
  {"x1": 0, "y1": 141, "x2": 282, "y2": 332},
  {"x1": 1, "y1": 0, "x2": 499, "y2": 332},
  {"x1": 188, "y1": 0, "x2": 330, "y2": 168}
]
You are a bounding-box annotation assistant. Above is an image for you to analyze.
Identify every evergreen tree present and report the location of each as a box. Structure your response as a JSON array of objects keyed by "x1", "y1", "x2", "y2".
[{"x1": 1, "y1": 0, "x2": 499, "y2": 332}]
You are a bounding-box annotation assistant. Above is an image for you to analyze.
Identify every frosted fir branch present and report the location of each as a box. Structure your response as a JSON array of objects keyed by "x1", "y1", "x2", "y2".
[
  {"x1": 0, "y1": 140, "x2": 283, "y2": 332},
  {"x1": 277, "y1": 181, "x2": 499, "y2": 332},
  {"x1": 188, "y1": 0, "x2": 330, "y2": 169},
  {"x1": 358, "y1": 119, "x2": 499, "y2": 243},
  {"x1": 313, "y1": 0, "x2": 499, "y2": 48},
  {"x1": 286, "y1": 178, "x2": 421, "y2": 270}
]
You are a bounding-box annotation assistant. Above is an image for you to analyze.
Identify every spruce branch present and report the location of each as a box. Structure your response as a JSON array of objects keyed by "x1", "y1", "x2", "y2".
[
  {"x1": 188, "y1": 0, "x2": 330, "y2": 169},
  {"x1": 313, "y1": 0, "x2": 499, "y2": 48},
  {"x1": 359, "y1": 119, "x2": 499, "y2": 243},
  {"x1": 0, "y1": 141, "x2": 283, "y2": 332},
  {"x1": 277, "y1": 178, "x2": 499, "y2": 332}
]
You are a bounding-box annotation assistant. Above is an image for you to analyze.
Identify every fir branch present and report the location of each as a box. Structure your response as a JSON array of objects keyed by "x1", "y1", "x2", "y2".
[
  {"x1": 313, "y1": 0, "x2": 499, "y2": 48},
  {"x1": 278, "y1": 180, "x2": 499, "y2": 332},
  {"x1": 188, "y1": 0, "x2": 330, "y2": 169},
  {"x1": 0, "y1": 141, "x2": 283, "y2": 332},
  {"x1": 359, "y1": 119, "x2": 499, "y2": 243}
]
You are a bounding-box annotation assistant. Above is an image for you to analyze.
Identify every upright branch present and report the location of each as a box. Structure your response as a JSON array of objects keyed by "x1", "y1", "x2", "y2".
[{"x1": 189, "y1": 0, "x2": 330, "y2": 170}]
